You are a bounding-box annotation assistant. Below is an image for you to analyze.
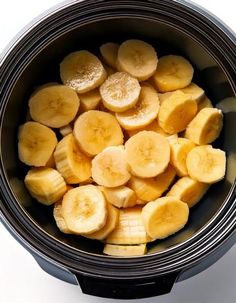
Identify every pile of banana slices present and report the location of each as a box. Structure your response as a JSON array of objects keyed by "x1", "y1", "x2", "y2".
[{"x1": 18, "y1": 39, "x2": 226, "y2": 257}]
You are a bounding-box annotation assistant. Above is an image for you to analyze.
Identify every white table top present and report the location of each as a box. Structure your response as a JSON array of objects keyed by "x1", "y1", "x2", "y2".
[{"x1": 0, "y1": 1, "x2": 235, "y2": 302}]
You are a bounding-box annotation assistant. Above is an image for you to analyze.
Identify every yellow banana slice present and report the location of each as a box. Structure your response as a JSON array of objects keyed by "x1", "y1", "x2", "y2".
[
  {"x1": 103, "y1": 244, "x2": 147, "y2": 256},
  {"x1": 197, "y1": 95, "x2": 213, "y2": 112},
  {"x1": 158, "y1": 92, "x2": 173, "y2": 104},
  {"x1": 101, "y1": 186, "x2": 137, "y2": 208},
  {"x1": 141, "y1": 197, "x2": 189, "y2": 239},
  {"x1": 180, "y1": 83, "x2": 205, "y2": 102},
  {"x1": 78, "y1": 88, "x2": 101, "y2": 112},
  {"x1": 100, "y1": 42, "x2": 119, "y2": 69},
  {"x1": 186, "y1": 145, "x2": 226, "y2": 183},
  {"x1": 53, "y1": 200, "x2": 72, "y2": 234},
  {"x1": 84, "y1": 203, "x2": 119, "y2": 240},
  {"x1": 92, "y1": 146, "x2": 131, "y2": 187},
  {"x1": 128, "y1": 164, "x2": 176, "y2": 202},
  {"x1": 117, "y1": 39, "x2": 158, "y2": 81},
  {"x1": 115, "y1": 85, "x2": 160, "y2": 130},
  {"x1": 167, "y1": 176, "x2": 209, "y2": 208},
  {"x1": 153, "y1": 55, "x2": 194, "y2": 92},
  {"x1": 18, "y1": 121, "x2": 57, "y2": 167},
  {"x1": 24, "y1": 167, "x2": 67, "y2": 205},
  {"x1": 125, "y1": 131, "x2": 170, "y2": 178},
  {"x1": 100, "y1": 72, "x2": 141, "y2": 112},
  {"x1": 184, "y1": 108, "x2": 223, "y2": 145},
  {"x1": 73, "y1": 110, "x2": 124, "y2": 156},
  {"x1": 126, "y1": 119, "x2": 168, "y2": 137},
  {"x1": 54, "y1": 134, "x2": 92, "y2": 184},
  {"x1": 61, "y1": 185, "x2": 107, "y2": 234},
  {"x1": 60, "y1": 50, "x2": 107, "y2": 93},
  {"x1": 29, "y1": 84, "x2": 80, "y2": 128},
  {"x1": 105, "y1": 207, "x2": 152, "y2": 244},
  {"x1": 158, "y1": 90, "x2": 198, "y2": 134},
  {"x1": 170, "y1": 138, "x2": 196, "y2": 176},
  {"x1": 59, "y1": 124, "x2": 72, "y2": 137}
]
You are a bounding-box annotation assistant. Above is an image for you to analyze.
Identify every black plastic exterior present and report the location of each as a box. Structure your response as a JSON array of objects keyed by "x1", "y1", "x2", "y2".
[{"x1": 0, "y1": 0, "x2": 235, "y2": 299}]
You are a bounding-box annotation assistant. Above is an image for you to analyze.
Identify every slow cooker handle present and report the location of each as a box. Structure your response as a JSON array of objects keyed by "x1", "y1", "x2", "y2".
[{"x1": 77, "y1": 272, "x2": 179, "y2": 299}]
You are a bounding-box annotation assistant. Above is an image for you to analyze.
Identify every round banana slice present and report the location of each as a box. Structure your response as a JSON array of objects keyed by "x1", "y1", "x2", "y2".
[
  {"x1": 115, "y1": 85, "x2": 160, "y2": 130},
  {"x1": 92, "y1": 146, "x2": 131, "y2": 187},
  {"x1": 186, "y1": 145, "x2": 226, "y2": 183},
  {"x1": 24, "y1": 167, "x2": 67, "y2": 205},
  {"x1": 100, "y1": 42, "x2": 119, "y2": 69},
  {"x1": 59, "y1": 124, "x2": 73, "y2": 137},
  {"x1": 62, "y1": 185, "x2": 107, "y2": 235},
  {"x1": 180, "y1": 83, "x2": 205, "y2": 102},
  {"x1": 74, "y1": 110, "x2": 124, "y2": 156},
  {"x1": 53, "y1": 201, "x2": 72, "y2": 234},
  {"x1": 101, "y1": 185, "x2": 137, "y2": 208},
  {"x1": 103, "y1": 244, "x2": 147, "y2": 256},
  {"x1": 54, "y1": 134, "x2": 92, "y2": 184},
  {"x1": 185, "y1": 108, "x2": 223, "y2": 145},
  {"x1": 100, "y1": 72, "x2": 141, "y2": 112},
  {"x1": 29, "y1": 84, "x2": 80, "y2": 128},
  {"x1": 18, "y1": 121, "x2": 57, "y2": 167},
  {"x1": 153, "y1": 55, "x2": 194, "y2": 92},
  {"x1": 60, "y1": 50, "x2": 107, "y2": 93},
  {"x1": 141, "y1": 197, "x2": 189, "y2": 239},
  {"x1": 78, "y1": 88, "x2": 101, "y2": 112},
  {"x1": 158, "y1": 90, "x2": 198, "y2": 134},
  {"x1": 125, "y1": 131, "x2": 170, "y2": 178},
  {"x1": 117, "y1": 39, "x2": 158, "y2": 81}
]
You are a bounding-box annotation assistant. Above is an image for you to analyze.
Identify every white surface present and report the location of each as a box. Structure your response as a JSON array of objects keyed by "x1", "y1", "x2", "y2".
[{"x1": 0, "y1": 0, "x2": 235, "y2": 302}]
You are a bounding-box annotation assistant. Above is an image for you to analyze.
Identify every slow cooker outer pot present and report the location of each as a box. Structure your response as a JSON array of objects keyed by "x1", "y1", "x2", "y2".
[{"x1": 0, "y1": 0, "x2": 235, "y2": 299}]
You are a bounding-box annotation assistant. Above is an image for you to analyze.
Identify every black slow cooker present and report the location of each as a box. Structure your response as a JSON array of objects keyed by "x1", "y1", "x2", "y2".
[{"x1": 0, "y1": 0, "x2": 235, "y2": 299}]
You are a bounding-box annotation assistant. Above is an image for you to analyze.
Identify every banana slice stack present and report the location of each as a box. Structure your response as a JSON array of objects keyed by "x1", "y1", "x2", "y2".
[{"x1": 18, "y1": 39, "x2": 226, "y2": 257}]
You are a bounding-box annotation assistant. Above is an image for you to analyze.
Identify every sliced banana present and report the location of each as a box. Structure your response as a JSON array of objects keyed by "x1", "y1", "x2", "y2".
[
  {"x1": 78, "y1": 88, "x2": 101, "y2": 112},
  {"x1": 158, "y1": 92, "x2": 173, "y2": 104},
  {"x1": 117, "y1": 39, "x2": 158, "y2": 81},
  {"x1": 54, "y1": 134, "x2": 92, "y2": 184},
  {"x1": 158, "y1": 90, "x2": 197, "y2": 134},
  {"x1": 126, "y1": 119, "x2": 168, "y2": 137},
  {"x1": 100, "y1": 42, "x2": 119, "y2": 69},
  {"x1": 45, "y1": 153, "x2": 56, "y2": 168},
  {"x1": 186, "y1": 145, "x2": 226, "y2": 183},
  {"x1": 29, "y1": 84, "x2": 80, "y2": 128},
  {"x1": 103, "y1": 244, "x2": 147, "y2": 256},
  {"x1": 141, "y1": 197, "x2": 189, "y2": 239},
  {"x1": 101, "y1": 185, "x2": 137, "y2": 208},
  {"x1": 128, "y1": 164, "x2": 176, "y2": 202},
  {"x1": 18, "y1": 121, "x2": 57, "y2": 167},
  {"x1": 53, "y1": 201, "x2": 72, "y2": 234},
  {"x1": 92, "y1": 146, "x2": 131, "y2": 187},
  {"x1": 115, "y1": 85, "x2": 160, "y2": 130},
  {"x1": 125, "y1": 131, "x2": 170, "y2": 178},
  {"x1": 153, "y1": 55, "x2": 194, "y2": 92},
  {"x1": 24, "y1": 167, "x2": 67, "y2": 205},
  {"x1": 60, "y1": 50, "x2": 107, "y2": 93},
  {"x1": 167, "y1": 176, "x2": 209, "y2": 208},
  {"x1": 61, "y1": 185, "x2": 107, "y2": 234},
  {"x1": 59, "y1": 124, "x2": 73, "y2": 137},
  {"x1": 184, "y1": 108, "x2": 223, "y2": 145},
  {"x1": 73, "y1": 110, "x2": 124, "y2": 156},
  {"x1": 197, "y1": 95, "x2": 213, "y2": 112},
  {"x1": 100, "y1": 72, "x2": 141, "y2": 112},
  {"x1": 105, "y1": 207, "x2": 152, "y2": 244},
  {"x1": 170, "y1": 138, "x2": 196, "y2": 177},
  {"x1": 180, "y1": 83, "x2": 205, "y2": 102}
]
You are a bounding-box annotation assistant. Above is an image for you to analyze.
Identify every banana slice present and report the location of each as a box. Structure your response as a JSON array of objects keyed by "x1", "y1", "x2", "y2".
[
  {"x1": 53, "y1": 200, "x2": 72, "y2": 234},
  {"x1": 158, "y1": 90, "x2": 197, "y2": 134},
  {"x1": 186, "y1": 145, "x2": 226, "y2": 183},
  {"x1": 100, "y1": 72, "x2": 141, "y2": 112},
  {"x1": 45, "y1": 153, "x2": 56, "y2": 168},
  {"x1": 125, "y1": 131, "x2": 170, "y2": 178},
  {"x1": 18, "y1": 121, "x2": 57, "y2": 167},
  {"x1": 92, "y1": 146, "x2": 131, "y2": 187},
  {"x1": 128, "y1": 165, "x2": 176, "y2": 202},
  {"x1": 170, "y1": 138, "x2": 196, "y2": 176},
  {"x1": 59, "y1": 124, "x2": 73, "y2": 137},
  {"x1": 73, "y1": 110, "x2": 124, "y2": 156},
  {"x1": 158, "y1": 92, "x2": 173, "y2": 104},
  {"x1": 126, "y1": 119, "x2": 169, "y2": 137},
  {"x1": 103, "y1": 244, "x2": 147, "y2": 256},
  {"x1": 61, "y1": 185, "x2": 107, "y2": 234},
  {"x1": 184, "y1": 108, "x2": 223, "y2": 145},
  {"x1": 105, "y1": 207, "x2": 152, "y2": 244},
  {"x1": 153, "y1": 55, "x2": 194, "y2": 92},
  {"x1": 101, "y1": 186, "x2": 137, "y2": 208},
  {"x1": 24, "y1": 167, "x2": 67, "y2": 205},
  {"x1": 117, "y1": 39, "x2": 158, "y2": 81},
  {"x1": 84, "y1": 203, "x2": 119, "y2": 240},
  {"x1": 197, "y1": 96, "x2": 213, "y2": 112},
  {"x1": 141, "y1": 197, "x2": 189, "y2": 239},
  {"x1": 167, "y1": 176, "x2": 209, "y2": 208},
  {"x1": 29, "y1": 84, "x2": 80, "y2": 128},
  {"x1": 180, "y1": 83, "x2": 205, "y2": 102},
  {"x1": 115, "y1": 85, "x2": 160, "y2": 130},
  {"x1": 60, "y1": 50, "x2": 107, "y2": 93},
  {"x1": 100, "y1": 42, "x2": 119, "y2": 69},
  {"x1": 78, "y1": 89, "x2": 101, "y2": 112},
  {"x1": 54, "y1": 134, "x2": 92, "y2": 184}
]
